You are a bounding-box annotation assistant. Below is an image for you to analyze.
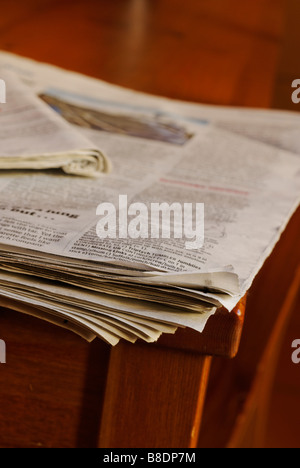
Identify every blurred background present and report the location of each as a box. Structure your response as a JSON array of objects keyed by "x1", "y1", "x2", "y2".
[
  {"x1": 0, "y1": 0, "x2": 297, "y2": 108},
  {"x1": 0, "y1": 0, "x2": 299, "y2": 448}
]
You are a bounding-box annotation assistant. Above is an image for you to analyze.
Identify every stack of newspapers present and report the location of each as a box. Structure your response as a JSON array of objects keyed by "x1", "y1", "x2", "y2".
[{"x1": 0, "y1": 52, "x2": 299, "y2": 345}]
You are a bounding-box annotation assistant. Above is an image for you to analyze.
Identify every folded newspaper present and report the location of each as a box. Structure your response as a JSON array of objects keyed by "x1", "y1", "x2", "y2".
[
  {"x1": 0, "y1": 69, "x2": 110, "y2": 177},
  {"x1": 0, "y1": 52, "x2": 299, "y2": 346}
]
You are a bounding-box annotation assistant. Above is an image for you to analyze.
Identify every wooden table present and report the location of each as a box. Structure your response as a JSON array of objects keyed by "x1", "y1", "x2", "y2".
[{"x1": 0, "y1": 0, "x2": 299, "y2": 448}]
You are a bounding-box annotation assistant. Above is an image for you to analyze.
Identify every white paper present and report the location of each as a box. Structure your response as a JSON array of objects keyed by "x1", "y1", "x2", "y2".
[{"x1": 0, "y1": 51, "x2": 299, "y2": 344}]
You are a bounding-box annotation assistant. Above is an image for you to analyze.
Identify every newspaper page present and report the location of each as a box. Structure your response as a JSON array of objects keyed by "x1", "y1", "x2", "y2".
[
  {"x1": 0, "y1": 97, "x2": 299, "y2": 292},
  {"x1": 0, "y1": 52, "x2": 299, "y2": 343},
  {"x1": 1, "y1": 51, "x2": 300, "y2": 157},
  {"x1": 0, "y1": 69, "x2": 110, "y2": 177}
]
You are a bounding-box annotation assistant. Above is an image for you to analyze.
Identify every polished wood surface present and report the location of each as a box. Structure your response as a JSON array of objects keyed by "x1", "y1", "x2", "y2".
[
  {"x1": 273, "y1": 0, "x2": 300, "y2": 111},
  {"x1": 227, "y1": 267, "x2": 300, "y2": 448},
  {"x1": 0, "y1": 307, "x2": 109, "y2": 447},
  {"x1": 198, "y1": 209, "x2": 300, "y2": 448},
  {"x1": 0, "y1": 0, "x2": 285, "y2": 106},
  {"x1": 99, "y1": 344, "x2": 212, "y2": 448},
  {"x1": 0, "y1": 0, "x2": 299, "y2": 448}
]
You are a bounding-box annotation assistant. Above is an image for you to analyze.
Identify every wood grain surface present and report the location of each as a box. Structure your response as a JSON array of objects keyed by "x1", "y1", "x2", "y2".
[
  {"x1": 0, "y1": 0, "x2": 299, "y2": 448},
  {"x1": 99, "y1": 343, "x2": 212, "y2": 448}
]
